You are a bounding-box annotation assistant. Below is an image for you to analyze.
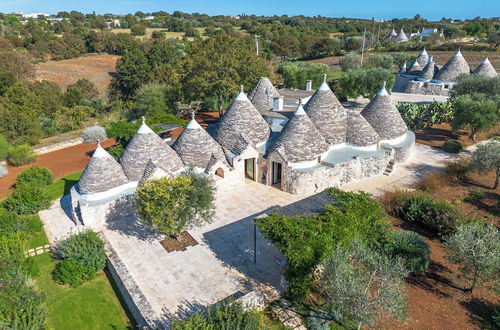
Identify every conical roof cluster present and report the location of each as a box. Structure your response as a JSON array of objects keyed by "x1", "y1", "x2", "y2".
[
  {"x1": 304, "y1": 75, "x2": 347, "y2": 145},
  {"x1": 407, "y1": 59, "x2": 421, "y2": 75},
  {"x1": 119, "y1": 118, "x2": 183, "y2": 181},
  {"x1": 211, "y1": 86, "x2": 271, "y2": 152},
  {"x1": 248, "y1": 77, "x2": 280, "y2": 113},
  {"x1": 172, "y1": 113, "x2": 225, "y2": 169},
  {"x1": 472, "y1": 58, "x2": 497, "y2": 77},
  {"x1": 415, "y1": 49, "x2": 429, "y2": 67},
  {"x1": 78, "y1": 143, "x2": 128, "y2": 194},
  {"x1": 418, "y1": 56, "x2": 439, "y2": 81},
  {"x1": 434, "y1": 50, "x2": 470, "y2": 82},
  {"x1": 269, "y1": 101, "x2": 329, "y2": 163},
  {"x1": 360, "y1": 82, "x2": 408, "y2": 140}
]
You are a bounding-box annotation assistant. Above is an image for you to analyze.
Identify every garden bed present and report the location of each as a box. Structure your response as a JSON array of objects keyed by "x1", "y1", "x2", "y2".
[
  {"x1": 160, "y1": 231, "x2": 199, "y2": 252},
  {"x1": 414, "y1": 123, "x2": 499, "y2": 149}
]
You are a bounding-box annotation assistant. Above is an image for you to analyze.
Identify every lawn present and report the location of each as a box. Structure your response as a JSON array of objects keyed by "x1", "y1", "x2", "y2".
[
  {"x1": 33, "y1": 253, "x2": 132, "y2": 330},
  {"x1": 45, "y1": 171, "x2": 83, "y2": 201},
  {"x1": 26, "y1": 214, "x2": 49, "y2": 249}
]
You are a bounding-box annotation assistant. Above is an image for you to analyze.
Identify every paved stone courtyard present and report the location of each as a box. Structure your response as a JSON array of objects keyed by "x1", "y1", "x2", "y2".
[{"x1": 39, "y1": 143, "x2": 464, "y2": 325}]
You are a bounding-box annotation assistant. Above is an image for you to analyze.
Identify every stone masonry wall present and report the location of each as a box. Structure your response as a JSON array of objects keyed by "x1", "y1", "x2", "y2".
[
  {"x1": 404, "y1": 81, "x2": 451, "y2": 96},
  {"x1": 281, "y1": 153, "x2": 390, "y2": 195}
]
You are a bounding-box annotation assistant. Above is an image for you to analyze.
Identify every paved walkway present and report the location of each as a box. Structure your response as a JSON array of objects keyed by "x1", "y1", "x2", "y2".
[{"x1": 39, "y1": 143, "x2": 464, "y2": 324}]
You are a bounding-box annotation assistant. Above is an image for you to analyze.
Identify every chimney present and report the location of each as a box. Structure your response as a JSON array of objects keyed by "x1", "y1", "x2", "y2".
[
  {"x1": 272, "y1": 97, "x2": 283, "y2": 111},
  {"x1": 306, "y1": 80, "x2": 312, "y2": 91}
]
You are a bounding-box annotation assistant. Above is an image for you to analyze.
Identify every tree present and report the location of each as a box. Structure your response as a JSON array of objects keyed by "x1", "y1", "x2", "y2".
[
  {"x1": 71, "y1": 79, "x2": 99, "y2": 99},
  {"x1": 0, "y1": 72, "x2": 17, "y2": 96},
  {"x1": 181, "y1": 35, "x2": 269, "y2": 116},
  {"x1": 130, "y1": 24, "x2": 146, "y2": 36},
  {"x1": 445, "y1": 223, "x2": 499, "y2": 292},
  {"x1": 452, "y1": 75, "x2": 500, "y2": 101},
  {"x1": 63, "y1": 86, "x2": 83, "y2": 107},
  {"x1": 451, "y1": 93, "x2": 498, "y2": 141},
  {"x1": 130, "y1": 83, "x2": 169, "y2": 119},
  {"x1": 469, "y1": 140, "x2": 500, "y2": 189},
  {"x1": 0, "y1": 51, "x2": 35, "y2": 79},
  {"x1": 134, "y1": 170, "x2": 215, "y2": 237},
  {"x1": 280, "y1": 62, "x2": 329, "y2": 89},
  {"x1": 316, "y1": 242, "x2": 408, "y2": 329},
  {"x1": 339, "y1": 68, "x2": 394, "y2": 98},
  {"x1": 339, "y1": 51, "x2": 361, "y2": 72},
  {"x1": 114, "y1": 48, "x2": 151, "y2": 97}
]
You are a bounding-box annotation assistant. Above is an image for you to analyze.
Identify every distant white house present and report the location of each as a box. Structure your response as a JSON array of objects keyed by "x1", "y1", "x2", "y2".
[
  {"x1": 22, "y1": 12, "x2": 49, "y2": 19},
  {"x1": 144, "y1": 16, "x2": 155, "y2": 21}
]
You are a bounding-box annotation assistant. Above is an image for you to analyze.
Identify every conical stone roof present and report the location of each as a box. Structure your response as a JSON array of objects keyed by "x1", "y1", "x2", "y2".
[
  {"x1": 416, "y1": 49, "x2": 429, "y2": 67},
  {"x1": 472, "y1": 58, "x2": 497, "y2": 77},
  {"x1": 434, "y1": 50, "x2": 470, "y2": 82},
  {"x1": 419, "y1": 56, "x2": 439, "y2": 80},
  {"x1": 172, "y1": 113, "x2": 225, "y2": 169},
  {"x1": 394, "y1": 28, "x2": 408, "y2": 42},
  {"x1": 304, "y1": 75, "x2": 347, "y2": 145},
  {"x1": 399, "y1": 61, "x2": 407, "y2": 73},
  {"x1": 119, "y1": 118, "x2": 184, "y2": 181},
  {"x1": 269, "y1": 102, "x2": 329, "y2": 163},
  {"x1": 346, "y1": 110, "x2": 381, "y2": 147},
  {"x1": 211, "y1": 86, "x2": 271, "y2": 152},
  {"x1": 360, "y1": 82, "x2": 408, "y2": 140},
  {"x1": 407, "y1": 59, "x2": 421, "y2": 75},
  {"x1": 248, "y1": 77, "x2": 280, "y2": 113},
  {"x1": 78, "y1": 143, "x2": 128, "y2": 194},
  {"x1": 390, "y1": 28, "x2": 397, "y2": 37}
]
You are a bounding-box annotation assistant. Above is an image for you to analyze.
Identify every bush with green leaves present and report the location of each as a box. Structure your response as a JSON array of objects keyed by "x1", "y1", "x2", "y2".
[
  {"x1": 0, "y1": 134, "x2": 10, "y2": 161},
  {"x1": 56, "y1": 230, "x2": 106, "y2": 275},
  {"x1": 6, "y1": 144, "x2": 37, "y2": 166},
  {"x1": 0, "y1": 164, "x2": 7, "y2": 178},
  {"x1": 317, "y1": 241, "x2": 408, "y2": 329},
  {"x1": 469, "y1": 140, "x2": 500, "y2": 189},
  {"x1": 442, "y1": 140, "x2": 462, "y2": 153},
  {"x1": 339, "y1": 67, "x2": 394, "y2": 99},
  {"x1": 339, "y1": 51, "x2": 361, "y2": 72},
  {"x1": 82, "y1": 125, "x2": 107, "y2": 144},
  {"x1": 386, "y1": 230, "x2": 430, "y2": 274},
  {"x1": 366, "y1": 54, "x2": 394, "y2": 70},
  {"x1": 3, "y1": 185, "x2": 51, "y2": 215},
  {"x1": 396, "y1": 101, "x2": 453, "y2": 130},
  {"x1": 256, "y1": 188, "x2": 390, "y2": 301},
  {"x1": 171, "y1": 302, "x2": 263, "y2": 329},
  {"x1": 279, "y1": 61, "x2": 330, "y2": 89},
  {"x1": 445, "y1": 223, "x2": 499, "y2": 292},
  {"x1": 393, "y1": 191, "x2": 466, "y2": 238},
  {"x1": 134, "y1": 170, "x2": 215, "y2": 237},
  {"x1": 389, "y1": 52, "x2": 417, "y2": 68},
  {"x1": 53, "y1": 259, "x2": 96, "y2": 287},
  {"x1": 0, "y1": 209, "x2": 31, "y2": 235},
  {"x1": 451, "y1": 93, "x2": 498, "y2": 141},
  {"x1": 16, "y1": 166, "x2": 54, "y2": 187}
]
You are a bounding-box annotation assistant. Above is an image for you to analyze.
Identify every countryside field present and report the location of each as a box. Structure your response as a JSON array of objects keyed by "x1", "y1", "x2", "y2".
[
  {"x1": 35, "y1": 54, "x2": 120, "y2": 98},
  {"x1": 107, "y1": 27, "x2": 207, "y2": 41}
]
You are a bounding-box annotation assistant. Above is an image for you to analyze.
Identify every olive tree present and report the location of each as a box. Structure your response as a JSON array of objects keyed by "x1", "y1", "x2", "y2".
[
  {"x1": 134, "y1": 169, "x2": 215, "y2": 237},
  {"x1": 469, "y1": 140, "x2": 500, "y2": 189},
  {"x1": 315, "y1": 242, "x2": 408, "y2": 329},
  {"x1": 445, "y1": 223, "x2": 499, "y2": 292},
  {"x1": 451, "y1": 93, "x2": 498, "y2": 141}
]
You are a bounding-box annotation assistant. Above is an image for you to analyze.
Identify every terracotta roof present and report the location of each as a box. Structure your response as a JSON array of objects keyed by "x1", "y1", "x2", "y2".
[
  {"x1": 78, "y1": 143, "x2": 128, "y2": 194},
  {"x1": 119, "y1": 118, "x2": 184, "y2": 181}
]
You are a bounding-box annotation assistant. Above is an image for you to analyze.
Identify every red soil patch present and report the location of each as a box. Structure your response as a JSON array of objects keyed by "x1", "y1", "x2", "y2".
[
  {"x1": 415, "y1": 123, "x2": 500, "y2": 148},
  {"x1": 35, "y1": 54, "x2": 120, "y2": 99},
  {"x1": 0, "y1": 139, "x2": 116, "y2": 199}
]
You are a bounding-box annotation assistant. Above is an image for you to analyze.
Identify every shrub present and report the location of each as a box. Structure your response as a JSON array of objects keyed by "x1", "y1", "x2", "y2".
[
  {"x1": 0, "y1": 134, "x2": 10, "y2": 161},
  {"x1": 3, "y1": 185, "x2": 51, "y2": 215},
  {"x1": 107, "y1": 144, "x2": 124, "y2": 160},
  {"x1": 393, "y1": 191, "x2": 465, "y2": 238},
  {"x1": 53, "y1": 259, "x2": 95, "y2": 287},
  {"x1": 6, "y1": 144, "x2": 37, "y2": 166},
  {"x1": 396, "y1": 101, "x2": 453, "y2": 130},
  {"x1": 417, "y1": 173, "x2": 452, "y2": 192},
  {"x1": 0, "y1": 164, "x2": 7, "y2": 178},
  {"x1": 339, "y1": 52, "x2": 361, "y2": 72},
  {"x1": 171, "y1": 302, "x2": 263, "y2": 329},
  {"x1": 56, "y1": 230, "x2": 106, "y2": 275},
  {"x1": 82, "y1": 125, "x2": 107, "y2": 144},
  {"x1": 444, "y1": 159, "x2": 470, "y2": 179},
  {"x1": 442, "y1": 140, "x2": 462, "y2": 153},
  {"x1": 386, "y1": 230, "x2": 430, "y2": 274},
  {"x1": 339, "y1": 67, "x2": 394, "y2": 98},
  {"x1": 0, "y1": 209, "x2": 30, "y2": 235},
  {"x1": 16, "y1": 166, "x2": 54, "y2": 187},
  {"x1": 469, "y1": 140, "x2": 500, "y2": 189}
]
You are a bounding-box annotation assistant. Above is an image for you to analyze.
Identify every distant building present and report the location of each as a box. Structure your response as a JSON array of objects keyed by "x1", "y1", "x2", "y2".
[
  {"x1": 144, "y1": 16, "x2": 155, "y2": 21},
  {"x1": 22, "y1": 12, "x2": 49, "y2": 19}
]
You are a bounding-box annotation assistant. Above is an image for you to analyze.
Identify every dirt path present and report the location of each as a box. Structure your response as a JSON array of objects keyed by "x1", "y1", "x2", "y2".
[{"x1": 0, "y1": 139, "x2": 116, "y2": 199}]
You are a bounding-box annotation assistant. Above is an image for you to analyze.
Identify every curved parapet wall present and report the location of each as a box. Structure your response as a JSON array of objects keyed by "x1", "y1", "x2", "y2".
[{"x1": 380, "y1": 131, "x2": 415, "y2": 163}]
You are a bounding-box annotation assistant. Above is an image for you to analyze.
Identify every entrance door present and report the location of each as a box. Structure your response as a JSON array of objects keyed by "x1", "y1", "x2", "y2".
[
  {"x1": 272, "y1": 162, "x2": 282, "y2": 185},
  {"x1": 245, "y1": 158, "x2": 255, "y2": 181}
]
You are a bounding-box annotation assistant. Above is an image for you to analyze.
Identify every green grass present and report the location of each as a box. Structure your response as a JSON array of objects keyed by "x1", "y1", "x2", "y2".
[
  {"x1": 26, "y1": 214, "x2": 49, "y2": 249},
  {"x1": 33, "y1": 253, "x2": 132, "y2": 330},
  {"x1": 45, "y1": 171, "x2": 82, "y2": 201}
]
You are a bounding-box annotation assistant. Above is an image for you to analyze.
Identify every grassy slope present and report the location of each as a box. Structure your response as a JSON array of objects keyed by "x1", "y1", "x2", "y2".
[
  {"x1": 34, "y1": 253, "x2": 131, "y2": 330},
  {"x1": 26, "y1": 214, "x2": 49, "y2": 249}
]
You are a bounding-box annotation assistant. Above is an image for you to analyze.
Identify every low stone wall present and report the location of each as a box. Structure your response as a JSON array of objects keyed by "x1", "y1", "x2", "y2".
[
  {"x1": 101, "y1": 233, "x2": 158, "y2": 328},
  {"x1": 282, "y1": 153, "x2": 390, "y2": 195},
  {"x1": 392, "y1": 75, "x2": 413, "y2": 92},
  {"x1": 34, "y1": 137, "x2": 83, "y2": 155},
  {"x1": 404, "y1": 81, "x2": 451, "y2": 96}
]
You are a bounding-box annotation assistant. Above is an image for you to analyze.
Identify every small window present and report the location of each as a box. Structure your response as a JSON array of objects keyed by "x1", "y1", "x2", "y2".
[{"x1": 215, "y1": 168, "x2": 224, "y2": 178}]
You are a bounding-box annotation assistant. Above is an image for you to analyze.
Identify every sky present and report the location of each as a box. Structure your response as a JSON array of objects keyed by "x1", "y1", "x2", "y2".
[{"x1": 2, "y1": 0, "x2": 499, "y2": 21}]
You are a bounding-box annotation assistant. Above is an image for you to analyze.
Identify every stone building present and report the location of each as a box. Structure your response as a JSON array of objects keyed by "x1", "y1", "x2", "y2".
[
  {"x1": 71, "y1": 77, "x2": 415, "y2": 223},
  {"x1": 393, "y1": 49, "x2": 497, "y2": 96}
]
